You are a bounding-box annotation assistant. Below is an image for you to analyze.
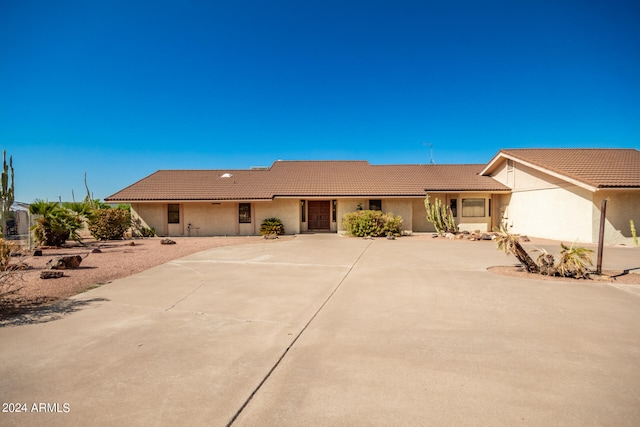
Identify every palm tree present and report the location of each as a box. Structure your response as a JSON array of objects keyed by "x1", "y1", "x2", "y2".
[
  {"x1": 557, "y1": 242, "x2": 593, "y2": 279},
  {"x1": 493, "y1": 223, "x2": 539, "y2": 273},
  {"x1": 29, "y1": 200, "x2": 84, "y2": 246}
]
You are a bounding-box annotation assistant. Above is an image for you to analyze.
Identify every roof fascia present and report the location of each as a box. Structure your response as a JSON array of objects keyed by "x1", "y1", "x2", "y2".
[
  {"x1": 424, "y1": 190, "x2": 511, "y2": 194},
  {"x1": 481, "y1": 152, "x2": 597, "y2": 192},
  {"x1": 106, "y1": 198, "x2": 274, "y2": 203}
]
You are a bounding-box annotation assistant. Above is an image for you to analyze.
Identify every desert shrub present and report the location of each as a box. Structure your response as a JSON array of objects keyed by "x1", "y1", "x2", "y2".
[
  {"x1": 260, "y1": 218, "x2": 285, "y2": 236},
  {"x1": 88, "y1": 208, "x2": 131, "y2": 240},
  {"x1": 0, "y1": 238, "x2": 12, "y2": 272},
  {"x1": 343, "y1": 210, "x2": 403, "y2": 237}
]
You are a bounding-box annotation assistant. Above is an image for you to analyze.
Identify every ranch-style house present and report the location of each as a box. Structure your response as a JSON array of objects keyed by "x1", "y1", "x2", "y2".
[{"x1": 106, "y1": 148, "x2": 640, "y2": 245}]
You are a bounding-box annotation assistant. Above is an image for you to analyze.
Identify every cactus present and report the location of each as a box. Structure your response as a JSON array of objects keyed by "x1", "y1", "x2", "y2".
[
  {"x1": 632, "y1": 220, "x2": 638, "y2": 246},
  {"x1": 424, "y1": 195, "x2": 457, "y2": 234},
  {"x1": 0, "y1": 151, "x2": 14, "y2": 236}
]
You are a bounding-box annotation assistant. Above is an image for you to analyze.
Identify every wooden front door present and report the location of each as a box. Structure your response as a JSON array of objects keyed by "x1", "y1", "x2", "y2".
[{"x1": 308, "y1": 201, "x2": 331, "y2": 230}]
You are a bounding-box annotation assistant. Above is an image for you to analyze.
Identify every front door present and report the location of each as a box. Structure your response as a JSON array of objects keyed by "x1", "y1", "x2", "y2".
[{"x1": 308, "y1": 201, "x2": 331, "y2": 230}]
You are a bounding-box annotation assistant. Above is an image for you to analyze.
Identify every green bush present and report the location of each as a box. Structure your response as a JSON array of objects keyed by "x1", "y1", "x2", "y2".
[
  {"x1": 342, "y1": 210, "x2": 403, "y2": 237},
  {"x1": 260, "y1": 217, "x2": 285, "y2": 236},
  {"x1": 88, "y1": 208, "x2": 131, "y2": 240}
]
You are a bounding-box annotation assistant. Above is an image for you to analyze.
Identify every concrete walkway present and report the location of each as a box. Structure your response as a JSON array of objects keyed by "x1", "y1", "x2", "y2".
[{"x1": 1, "y1": 235, "x2": 639, "y2": 426}]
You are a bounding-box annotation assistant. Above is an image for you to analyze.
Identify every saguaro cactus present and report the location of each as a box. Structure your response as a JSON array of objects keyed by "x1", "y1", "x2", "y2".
[{"x1": 0, "y1": 150, "x2": 14, "y2": 236}]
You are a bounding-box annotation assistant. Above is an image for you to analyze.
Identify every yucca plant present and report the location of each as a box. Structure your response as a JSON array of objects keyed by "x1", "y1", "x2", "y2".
[
  {"x1": 556, "y1": 242, "x2": 594, "y2": 279},
  {"x1": 260, "y1": 218, "x2": 285, "y2": 236},
  {"x1": 493, "y1": 223, "x2": 539, "y2": 273}
]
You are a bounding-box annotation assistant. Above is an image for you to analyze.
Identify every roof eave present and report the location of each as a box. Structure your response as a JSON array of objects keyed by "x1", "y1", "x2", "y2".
[{"x1": 481, "y1": 152, "x2": 598, "y2": 192}]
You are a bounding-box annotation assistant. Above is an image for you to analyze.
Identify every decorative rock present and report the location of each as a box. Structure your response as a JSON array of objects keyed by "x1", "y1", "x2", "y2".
[
  {"x1": 263, "y1": 234, "x2": 279, "y2": 240},
  {"x1": 128, "y1": 241, "x2": 136, "y2": 246},
  {"x1": 46, "y1": 255, "x2": 82, "y2": 270},
  {"x1": 32, "y1": 249, "x2": 43, "y2": 256},
  {"x1": 40, "y1": 271, "x2": 64, "y2": 279},
  {"x1": 444, "y1": 233, "x2": 455, "y2": 240},
  {"x1": 91, "y1": 248, "x2": 102, "y2": 253},
  {"x1": 521, "y1": 235, "x2": 530, "y2": 242},
  {"x1": 160, "y1": 239, "x2": 176, "y2": 245},
  {"x1": 480, "y1": 233, "x2": 492, "y2": 240}
]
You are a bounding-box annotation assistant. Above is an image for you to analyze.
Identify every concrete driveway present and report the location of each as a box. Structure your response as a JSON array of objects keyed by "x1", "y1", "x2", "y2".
[{"x1": 1, "y1": 235, "x2": 639, "y2": 426}]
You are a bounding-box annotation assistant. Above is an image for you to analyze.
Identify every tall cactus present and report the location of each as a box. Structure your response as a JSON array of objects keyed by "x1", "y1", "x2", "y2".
[
  {"x1": 424, "y1": 194, "x2": 457, "y2": 234},
  {"x1": 0, "y1": 150, "x2": 15, "y2": 236}
]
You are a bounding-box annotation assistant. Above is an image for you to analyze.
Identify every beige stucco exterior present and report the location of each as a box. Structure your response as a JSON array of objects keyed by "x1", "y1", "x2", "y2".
[
  {"x1": 131, "y1": 194, "x2": 505, "y2": 238},
  {"x1": 488, "y1": 159, "x2": 640, "y2": 244}
]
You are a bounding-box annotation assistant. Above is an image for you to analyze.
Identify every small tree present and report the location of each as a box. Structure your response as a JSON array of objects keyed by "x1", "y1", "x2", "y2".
[
  {"x1": 0, "y1": 151, "x2": 15, "y2": 236},
  {"x1": 424, "y1": 195, "x2": 457, "y2": 234}
]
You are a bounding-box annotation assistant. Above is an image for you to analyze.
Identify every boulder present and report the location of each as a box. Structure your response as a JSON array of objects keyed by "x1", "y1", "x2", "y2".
[
  {"x1": 32, "y1": 249, "x2": 43, "y2": 256},
  {"x1": 160, "y1": 239, "x2": 176, "y2": 245},
  {"x1": 40, "y1": 271, "x2": 64, "y2": 279},
  {"x1": 46, "y1": 255, "x2": 82, "y2": 270}
]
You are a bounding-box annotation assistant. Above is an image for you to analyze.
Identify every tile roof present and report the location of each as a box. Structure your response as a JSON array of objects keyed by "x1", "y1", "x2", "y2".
[
  {"x1": 105, "y1": 161, "x2": 510, "y2": 202},
  {"x1": 483, "y1": 148, "x2": 640, "y2": 189}
]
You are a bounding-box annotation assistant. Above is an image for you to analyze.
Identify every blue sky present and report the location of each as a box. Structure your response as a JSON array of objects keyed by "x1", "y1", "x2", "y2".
[{"x1": 1, "y1": 0, "x2": 638, "y2": 203}]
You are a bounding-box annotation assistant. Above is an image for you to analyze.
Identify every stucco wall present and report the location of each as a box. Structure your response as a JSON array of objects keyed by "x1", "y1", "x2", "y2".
[
  {"x1": 183, "y1": 203, "x2": 237, "y2": 236},
  {"x1": 336, "y1": 198, "x2": 415, "y2": 234},
  {"x1": 592, "y1": 190, "x2": 640, "y2": 244},
  {"x1": 492, "y1": 161, "x2": 594, "y2": 242},
  {"x1": 254, "y1": 199, "x2": 301, "y2": 235},
  {"x1": 131, "y1": 203, "x2": 165, "y2": 235},
  {"x1": 412, "y1": 198, "x2": 432, "y2": 232},
  {"x1": 132, "y1": 200, "x2": 303, "y2": 237},
  {"x1": 382, "y1": 199, "x2": 414, "y2": 232}
]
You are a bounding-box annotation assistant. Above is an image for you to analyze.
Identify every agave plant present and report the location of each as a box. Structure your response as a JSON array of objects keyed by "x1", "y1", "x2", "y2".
[
  {"x1": 493, "y1": 223, "x2": 539, "y2": 273},
  {"x1": 556, "y1": 242, "x2": 594, "y2": 279}
]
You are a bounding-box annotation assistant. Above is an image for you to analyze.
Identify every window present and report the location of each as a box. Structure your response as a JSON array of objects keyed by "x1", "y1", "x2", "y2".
[
  {"x1": 462, "y1": 198, "x2": 485, "y2": 217},
  {"x1": 239, "y1": 203, "x2": 251, "y2": 223},
  {"x1": 301, "y1": 200, "x2": 306, "y2": 222},
  {"x1": 449, "y1": 199, "x2": 457, "y2": 217},
  {"x1": 369, "y1": 199, "x2": 382, "y2": 211},
  {"x1": 168, "y1": 204, "x2": 180, "y2": 224},
  {"x1": 332, "y1": 200, "x2": 337, "y2": 222}
]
